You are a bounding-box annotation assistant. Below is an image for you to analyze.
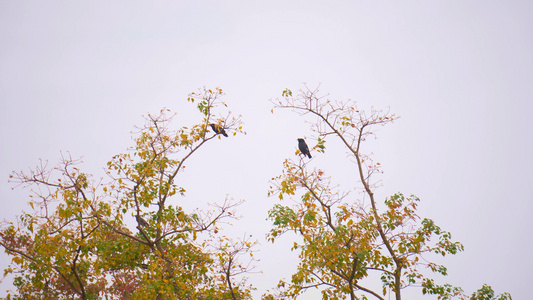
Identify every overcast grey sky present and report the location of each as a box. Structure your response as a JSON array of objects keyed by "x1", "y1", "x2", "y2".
[{"x1": 1, "y1": 1, "x2": 532, "y2": 298}]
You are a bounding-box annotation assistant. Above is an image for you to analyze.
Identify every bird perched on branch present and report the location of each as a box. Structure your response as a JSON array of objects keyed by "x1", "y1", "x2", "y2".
[
  {"x1": 209, "y1": 123, "x2": 228, "y2": 137},
  {"x1": 136, "y1": 215, "x2": 149, "y2": 227},
  {"x1": 297, "y1": 138, "x2": 312, "y2": 158}
]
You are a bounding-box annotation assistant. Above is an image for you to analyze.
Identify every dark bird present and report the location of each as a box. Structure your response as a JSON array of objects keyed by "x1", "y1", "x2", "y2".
[
  {"x1": 209, "y1": 124, "x2": 228, "y2": 137},
  {"x1": 136, "y1": 215, "x2": 149, "y2": 227},
  {"x1": 297, "y1": 138, "x2": 312, "y2": 158}
]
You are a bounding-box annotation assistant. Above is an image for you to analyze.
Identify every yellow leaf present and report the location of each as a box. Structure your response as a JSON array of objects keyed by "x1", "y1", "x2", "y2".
[{"x1": 12, "y1": 256, "x2": 23, "y2": 264}]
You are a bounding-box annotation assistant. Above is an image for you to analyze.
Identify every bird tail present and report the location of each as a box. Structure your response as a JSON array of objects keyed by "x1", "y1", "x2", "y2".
[{"x1": 308, "y1": 153, "x2": 312, "y2": 158}]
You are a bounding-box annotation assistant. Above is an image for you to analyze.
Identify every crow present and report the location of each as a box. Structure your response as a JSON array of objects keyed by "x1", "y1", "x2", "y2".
[
  {"x1": 209, "y1": 124, "x2": 228, "y2": 137},
  {"x1": 297, "y1": 138, "x2": 312, "y2": 158}
]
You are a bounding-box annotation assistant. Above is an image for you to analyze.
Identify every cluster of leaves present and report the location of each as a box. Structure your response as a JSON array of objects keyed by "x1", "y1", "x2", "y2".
[
  {"x1": 0, "y1": 88, "x2": 252, "y2": 299},
  {"x1": 470, "y1": 284, "x2": 512, "y2": 300}
]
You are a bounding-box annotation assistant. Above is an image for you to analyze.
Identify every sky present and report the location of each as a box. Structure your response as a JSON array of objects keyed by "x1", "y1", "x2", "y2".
[{"x1": 1, "y1": 1, "x2": 532, "y2": 298}]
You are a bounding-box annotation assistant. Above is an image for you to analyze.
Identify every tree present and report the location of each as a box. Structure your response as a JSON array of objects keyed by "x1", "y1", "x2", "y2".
[
  {"x1": 0, "y1": 87, "x2": 254, "y2": 299},
  {"x1": 267, "y1": 86, "x2": 510, "y2": 299},
  {"x1": 0, "y1": 85, "x2": 512, "y2": 300}
]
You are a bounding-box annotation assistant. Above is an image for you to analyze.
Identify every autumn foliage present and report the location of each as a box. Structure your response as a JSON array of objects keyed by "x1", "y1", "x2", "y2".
[
  {"x1": 266, "y1": 86, "x2": 511, "y2": 300},
  {"x1": 0, "y1": 86, "x2": 511, "y2": 299},
  {"x1": 1, "y1": 88, "x2": 252, "y2": 299}
]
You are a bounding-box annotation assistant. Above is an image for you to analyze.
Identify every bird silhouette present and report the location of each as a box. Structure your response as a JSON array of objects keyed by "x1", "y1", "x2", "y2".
[
  {"x1": 297, "y1": 138, "x2": 312, "y2": 158},
  {"x1": 209, "y1": 124, "x2": 228, "y2": 137},
  {"x1": 136, "y1": 215, "x2": 149, "y2": 227}
]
